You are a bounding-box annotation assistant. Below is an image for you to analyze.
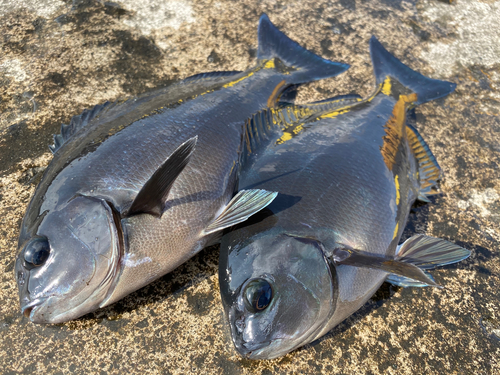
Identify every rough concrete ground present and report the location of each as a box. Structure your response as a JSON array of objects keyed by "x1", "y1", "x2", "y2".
[{"x1": 0, "y1": 0, "x2": 499, "y2": 374}]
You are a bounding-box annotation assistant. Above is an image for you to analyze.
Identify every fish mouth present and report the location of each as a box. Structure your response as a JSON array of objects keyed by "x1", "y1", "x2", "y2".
[{"x1": 21, "y1": 297, "x2": 48, "y2": 321}]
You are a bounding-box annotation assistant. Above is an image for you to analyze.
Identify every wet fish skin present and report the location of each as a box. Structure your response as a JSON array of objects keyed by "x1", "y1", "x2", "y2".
[
  {"x1": 219, "y1": 36, "x2": 470, "y2": 360},
  {"x1": 15, "y1": 14, "x2": 349, "y2": 324}
]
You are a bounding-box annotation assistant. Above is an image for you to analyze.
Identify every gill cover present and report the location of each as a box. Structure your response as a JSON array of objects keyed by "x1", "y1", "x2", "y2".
[
  {"x1": 17, "y1": 196, "x2": 121, "y2": 323},
  {"x1": 219, "y1": 231, "x2": 337, "y2": 360}
]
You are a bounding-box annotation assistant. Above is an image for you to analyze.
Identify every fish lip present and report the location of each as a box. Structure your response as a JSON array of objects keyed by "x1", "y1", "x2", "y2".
[{"x1": 20, "y1": 297, "x2": 48, "y2": 321}]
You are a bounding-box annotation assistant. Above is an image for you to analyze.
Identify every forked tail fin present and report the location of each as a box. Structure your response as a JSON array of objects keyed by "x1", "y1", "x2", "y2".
[
  {"x1": 258, "y1": 14, "x2": 349, "y2": 84},
  {"x1": 370, "y1": 36, "x2": 456, "y2": 105}
]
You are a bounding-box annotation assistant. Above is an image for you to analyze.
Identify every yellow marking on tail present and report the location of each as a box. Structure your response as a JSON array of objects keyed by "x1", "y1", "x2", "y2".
[
  {"x1": 395, "y1": 175, "x2": 400, "y2": 205},
  {"x1": 263, "y1": 59, "x2": 275, "y2": 69},
  {"x1": 382, "y1": 76, "x2": 392, "y2": 96}
]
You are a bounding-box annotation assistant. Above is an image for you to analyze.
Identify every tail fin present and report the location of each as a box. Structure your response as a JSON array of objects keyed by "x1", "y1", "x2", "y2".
[
  {"x1": 258, "y1": 14, "x2": 349, "y2": 84},
  {"x1": 370, "y1": 36, "x2": 456, "y2": 105},
  {"x1": 387, "y1": 235, "x2": 471, "y2": 287}
]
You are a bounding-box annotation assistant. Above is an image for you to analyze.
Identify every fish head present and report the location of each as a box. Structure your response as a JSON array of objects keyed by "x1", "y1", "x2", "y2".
[
  {"x1": 219, "y1": 231, "x2": 337, "y2": 359},
  {"x1": 15, "y1": 196, "x2": 121, "y2": 323}
]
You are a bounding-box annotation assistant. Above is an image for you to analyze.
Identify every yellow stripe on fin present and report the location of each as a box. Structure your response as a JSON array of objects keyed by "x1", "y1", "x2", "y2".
[
  {"x1": 395, "y1": 175, "x2": 400, "y2": 205},
  {"x1": 392, "y1": 222, "x2": 399, "y2": 240},
  {"x1": 276, "y1": 132, "x2": 292, "y2": 144},
  {"x1": 405, "y1": 123, "x2": 442, "y2": 201}
]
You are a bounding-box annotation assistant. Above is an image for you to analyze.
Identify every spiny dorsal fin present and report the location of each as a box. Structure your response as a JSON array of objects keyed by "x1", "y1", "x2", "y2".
[
  {"x1": 405, "y1": 123, "x2": 442, "y2": 201},
  {"x1": 202, "y1": 189, "x2": 278, "y2": 235},
  {"x1": 126, "y1": 136, "x2": 198, "y2": 218},
  {"x1": 49, "y1": 101, "x2": 114, "y2": 154}
]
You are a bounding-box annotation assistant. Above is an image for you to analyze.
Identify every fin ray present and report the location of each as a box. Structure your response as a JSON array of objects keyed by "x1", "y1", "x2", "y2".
[
  {"x1": 50, "y1": 101, "x2": 113, "y2": 153},
  {"x1": 330, "y1": 247, "x2": 441, "y2": 288},
  {"x1": 405, "y1": 123, "x2": 443, "y2": 200},
  {"x1": 202, "y1": 189, "x2": 278, "y2": 235},
  {"x1": 386, "y1": 272, "x2": 436, "y2": 288},
  {"x1": 395, "y1": 234, "x2": 471, "y2": 270}
]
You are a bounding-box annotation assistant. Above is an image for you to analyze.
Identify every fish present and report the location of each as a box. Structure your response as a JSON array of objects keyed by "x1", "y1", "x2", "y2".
[
  {"x1": 218, "y1": 36, "x2": 471, "y2": 360},
  {"x1": 15, "y1": 14, "x2": 349, "y2": 324}
]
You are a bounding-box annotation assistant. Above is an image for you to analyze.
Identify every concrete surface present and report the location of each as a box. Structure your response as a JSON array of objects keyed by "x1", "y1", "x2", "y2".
[{"x1": 0, "y1": 0, "x2": 499, "y2": 374}]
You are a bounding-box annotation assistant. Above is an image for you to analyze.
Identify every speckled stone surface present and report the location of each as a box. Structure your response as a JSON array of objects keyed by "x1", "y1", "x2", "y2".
[{"x1": 0, "y1": 0, "x2": 499, "y2": 374}]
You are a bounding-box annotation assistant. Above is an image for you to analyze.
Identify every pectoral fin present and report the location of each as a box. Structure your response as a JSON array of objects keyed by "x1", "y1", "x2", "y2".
[
  {"x1": 202, "y1": 189, "x2": 278, "y2": 235},
  {"x1": 331, "y1": 247, "x2": 441, "y2": 288},
  {"x1": 332, "y1": 235, "x2": 470, "y2": 288},
  {"x1": 126, "y1": 136, "x2": 197, "y2": 218}
]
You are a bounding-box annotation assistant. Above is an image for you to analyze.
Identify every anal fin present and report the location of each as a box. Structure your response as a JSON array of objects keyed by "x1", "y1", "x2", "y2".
[{"x1": 202, "y1": 189, "x2": 278, "y2": 235}]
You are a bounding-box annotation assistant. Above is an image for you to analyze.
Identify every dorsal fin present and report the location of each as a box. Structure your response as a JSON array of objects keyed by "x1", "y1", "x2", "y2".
[
  {"x1": 405, "y1": 123, "x2": 442, "y2": 201},
  {"x1": 49, "y1": 101, "x2": 114, "y2": 154},
  {"x1": 126, "y1": 136, "x2": 198, "y2": 218},
  {"x1": 245, "y1": 96, "x2": 363, "y2": 155}
]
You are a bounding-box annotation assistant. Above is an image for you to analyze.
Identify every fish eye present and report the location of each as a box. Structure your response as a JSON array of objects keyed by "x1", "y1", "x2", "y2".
[
  {"x1": 244, "y1": 278, "x2": 273, "y2": 313},
  {"x1": 24, "y1": 237, "x2": 51, "y2": 267}
]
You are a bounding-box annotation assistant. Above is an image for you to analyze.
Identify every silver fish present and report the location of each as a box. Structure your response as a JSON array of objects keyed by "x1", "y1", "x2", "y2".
[
  {"x1": 218, "y1": 36, "x2": 471, "y2": 360},
  {"x1": 15, "y1": 14, "x2": 349, "y2": 324}
]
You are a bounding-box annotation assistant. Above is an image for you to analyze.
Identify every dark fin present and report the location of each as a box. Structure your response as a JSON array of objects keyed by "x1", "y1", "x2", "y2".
[
  {"x1": 244, "y1": 104, "x2": 316, "y2": 154},
  {"x1": 370, "y1": 36, "x2": 456, "y2": 105},
  {"x1": 126, "y1": 136, "x2": 198, "y2": 218},
  {"x1": 386, "y1": 272, "x2": 436, "y2": 288},
  {"x1": 405, "y1": 123, "x2": 443, "y2": 201},
  {"x1": 182, "y1": 71, "x2": 243, "y2": 84},
  {"x1": 395, "y1": 234, "x2": 471, "y2": 270},
  {"x1": 330, "y1": 247, "x2": 441, "y2": 288},
  {"x1": 257, "y1": 14, "x2": 349, "y2": 84},
  {"x1": 311, "y1": 94, "x2": 363, "y2": 104},
  {"x1": 49, "y1": 101, "x2": 113, "y2": 153},
  {"x1": 202, "y1": 189, "x2": 278, "y2": 235}
]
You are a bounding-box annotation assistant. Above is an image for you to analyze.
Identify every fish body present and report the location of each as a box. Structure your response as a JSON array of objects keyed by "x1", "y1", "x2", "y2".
[
  {"x1": 219, "y1": 37, "x2": 470, "y2": 359},
  {"x1": 15, "y1": 15, "x2": 349, "y2": 324}
]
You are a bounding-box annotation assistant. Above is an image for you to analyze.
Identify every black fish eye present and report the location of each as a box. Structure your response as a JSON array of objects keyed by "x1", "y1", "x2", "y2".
[
  {"x1": 24, "y1": 237, "x2": 50, "y2": 267},
  {"x1": 244, "y1": 278, "x2": 273, "y2": 313}
]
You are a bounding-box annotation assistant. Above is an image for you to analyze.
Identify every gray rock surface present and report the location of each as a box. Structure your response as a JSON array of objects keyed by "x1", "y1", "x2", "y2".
[{"x1": 0, "y1": 0, "x2": 498, "y2": 373}]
